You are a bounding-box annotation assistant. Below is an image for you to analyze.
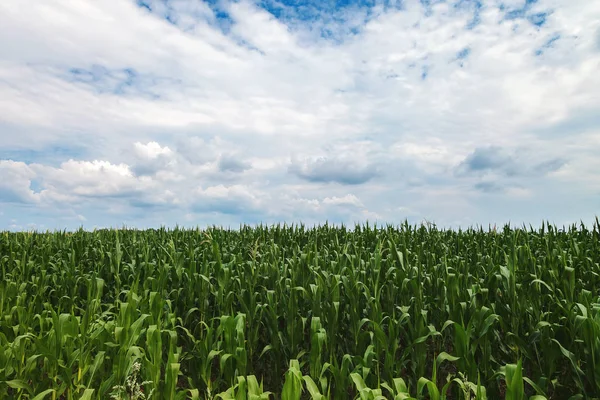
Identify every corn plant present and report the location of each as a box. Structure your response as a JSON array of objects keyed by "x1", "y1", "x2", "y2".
[{"x1": 0, "y1": 221, "x2": 599, "y2": 399}]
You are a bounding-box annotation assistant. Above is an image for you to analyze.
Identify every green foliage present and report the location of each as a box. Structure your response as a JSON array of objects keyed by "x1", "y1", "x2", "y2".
[{"x1": 0, "y1": 221, "x2": 599, "y2": 399}]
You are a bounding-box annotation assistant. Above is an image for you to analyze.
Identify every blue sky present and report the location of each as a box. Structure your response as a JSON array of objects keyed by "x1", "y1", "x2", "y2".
[{"x1": 1, "y1": 0, "x2": 599, "y2": 230}]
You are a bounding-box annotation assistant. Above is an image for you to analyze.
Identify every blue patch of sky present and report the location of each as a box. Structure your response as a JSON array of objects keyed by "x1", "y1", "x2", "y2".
[
  {"x1": 165, "y1": 13, "x2": 177, "y2": 25},
  {"x1": 502, "y1": 0, "x2": 551, "y2": 28},
  {"x1": 30, "y1": 179, "x2": 43, "y2": 194},
  {"x1": 67, "y1": 65, "x2": 137, "y2": 94},
  {"x1": 528, "y1": 12, "x2": 549, "y2": 27},
  {"x1": 456, "y1": 47, "x2": 471, "y2": 60},
  {"x1": 136, "y1": 0, "x2": 152, "y2": 12},
  {"x1": 0, "y1": 190, "x2": 26, "y2": 204},
  {"x1": 135, "y1": 0, "x2": 409, "y2": 43},
  {"x1": 421, "y1": 0, "x2": 489, "y2": 20},
  {"x1": 535, "y1": 33, "x2": 560, "y2": 56},
  {"x1": 135, "y1": 0, "x2": 552, "y2": 47},
  {"x1": 421, "y1": 65, "x2": 429, "y2": 80},
  {"x1": 259, "y1": 0, "x2": 483, "y2": 36},
  {"x1": 234, "y1": 39, "x2": 266, "y2": 55},
  {"x1": 113, "y1": 68, "x2": 137, "y2": 94},
  {"x1": 257, "y1": 0, "x2": 390, "y2": 41},
  {"x1": 65, "y1": 66, "x2": 175, "y2": 98},
  {"x1": 0, "y1": 146, "x2": 87, "y2": 165},
  {"x1": 136, "y1": 0, "x2": 234, "y2": 34},
  {"x1": 454, "y1": 47, "x2": 470, "y2": 67},
  {"x1": 260, "y1": 0, "x2": 401, "y2": 19},
  {"x1": 68, "y1": 65, "x2": 105, "y2": 84},
  {"x1": 504, "y1": 8, "x2": 525, "y2": 20},
  {"x1": 452, "y1": 0, "x2": 482, "y2": 29},
  {"x1": 419, "y1": 0, "x2": 436, "y2": 17},
  {"x1": 198, "y1": 0, "x2": 235, "y2": 34}
]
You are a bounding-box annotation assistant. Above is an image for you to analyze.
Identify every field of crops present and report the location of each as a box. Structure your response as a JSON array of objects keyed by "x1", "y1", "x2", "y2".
[{"x1": 1, "y1": 222, "x2": 599, "y2": 399}]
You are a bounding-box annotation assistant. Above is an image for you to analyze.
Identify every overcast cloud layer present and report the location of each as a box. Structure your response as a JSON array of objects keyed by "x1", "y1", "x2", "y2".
[{"x1": 1, "y1": 0, "x2": 599, "y2": 230}]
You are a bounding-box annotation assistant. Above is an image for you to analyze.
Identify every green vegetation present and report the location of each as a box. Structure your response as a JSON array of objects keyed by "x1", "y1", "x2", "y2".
[{"x1": 1, "y1": 221, "x2": 599, "y2": 399}]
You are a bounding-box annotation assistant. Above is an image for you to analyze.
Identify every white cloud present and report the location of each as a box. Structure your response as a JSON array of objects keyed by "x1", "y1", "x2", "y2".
[
  {"x1": 133, "y1": 141, "x2": 173, "y2": 160},
  {"x1": 33, "y1": 160, "x2": 139, "y2": 197},
  {"x1": 322, "y1": 194, "x2": 363, "y2": 208},
  {"x1": 0, "y1": 160, "x2": 39, "y2": 203},
  {"x1": 1, "y1": 0, "x2": 599, "y2": 228},
  {"x1": 130, "y1": 141, "x2": 176, "y2": 176}
]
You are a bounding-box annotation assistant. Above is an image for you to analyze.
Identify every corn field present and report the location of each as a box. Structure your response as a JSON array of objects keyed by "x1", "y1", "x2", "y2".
[{"x1": 1, "y1": 221, "x2": 599, "y2": 399}]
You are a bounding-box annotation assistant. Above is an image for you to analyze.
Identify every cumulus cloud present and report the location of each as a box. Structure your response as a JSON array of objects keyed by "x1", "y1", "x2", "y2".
[
  {"x1": 133, "y1": 141, "x2": 173, "y2": 160},
  {"x1": 217, "y1": 154, "x2": 251, "y2": 173},
  {"x1": 32, "y1": 160, "x2": 140, "y2": 198},
  {"x1": 322, "y1": 194, "x2": 363, "y2": 207},
  {"x1": 0, "y1": 160, "x2": 39, "y2": 203},
  {"x1": 459, "y1": 146, "x2": 514, "y2": 174},
  {"x1": 456, "y1": 146, "x2": 566, "y2": 178},
  {"x1": 131, "y1": 141, "x2": 175, "y2": 175},
  {"x1": 289, "y1": 141, "x2": 382, "y2": 185},
  {"x1": 289, "y1": 156, "x2": 379, "y2": 185}
]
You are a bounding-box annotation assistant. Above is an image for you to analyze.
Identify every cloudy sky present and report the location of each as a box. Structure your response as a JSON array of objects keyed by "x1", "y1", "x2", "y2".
[{"x1": 1, "y1": 0, "x2": 599, "y2": 230}]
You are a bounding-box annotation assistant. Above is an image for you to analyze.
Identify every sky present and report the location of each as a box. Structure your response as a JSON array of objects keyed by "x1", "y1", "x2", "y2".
[{"x1": 0, "y1": 0, "x2": 599, "y2": 231}]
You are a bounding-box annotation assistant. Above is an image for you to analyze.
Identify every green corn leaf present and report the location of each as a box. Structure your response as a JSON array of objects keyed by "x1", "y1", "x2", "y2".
[
  {"x1": 417, "y1": 377, "x2": 440, "y2": 400},
  {"x1": 505, "y1": 360, "x2": 525, "y2": 400},
  {"x1": 79, "y1": 389, "x2": 95, "y2": 400},
  {"x1": 303, "y1": 376, "x2": 326, "y2": 400},
  {"x1": 5, "y1": 379, "x2": 32, "y2": 391},
  {"x1": 30, "y1": 389, "x2": 56, "y2": 400}
]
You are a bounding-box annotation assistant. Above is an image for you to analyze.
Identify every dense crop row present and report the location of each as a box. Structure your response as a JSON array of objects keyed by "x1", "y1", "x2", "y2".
[{"x1": 1, "y1": 222, "x2": 599, "y2": 399}]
